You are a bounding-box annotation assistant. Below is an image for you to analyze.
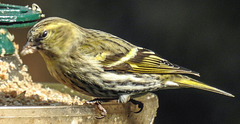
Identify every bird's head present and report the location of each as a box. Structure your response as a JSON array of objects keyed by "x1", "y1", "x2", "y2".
[{"x1": 21, "y1": 17, "x2": 82, "y2": 56}]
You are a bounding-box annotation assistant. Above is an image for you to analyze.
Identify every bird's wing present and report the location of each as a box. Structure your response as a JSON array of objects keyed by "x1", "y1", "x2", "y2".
[{"x1": 98, "y1": 47, "x2": 200, "y2": 76}]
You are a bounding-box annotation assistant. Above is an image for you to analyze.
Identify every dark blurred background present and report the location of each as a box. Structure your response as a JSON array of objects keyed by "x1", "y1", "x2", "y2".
[{"x1": 1, "y1": 0, "x2": 240, "y2": 124}]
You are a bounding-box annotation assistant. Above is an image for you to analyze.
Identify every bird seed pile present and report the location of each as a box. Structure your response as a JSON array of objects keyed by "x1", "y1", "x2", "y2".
[{"x1": 0, "y1": 42, "x2": 85, "y2": 106}]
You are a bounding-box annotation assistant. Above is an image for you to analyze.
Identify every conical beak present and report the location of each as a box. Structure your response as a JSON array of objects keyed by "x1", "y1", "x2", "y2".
[{"x1": 21, "y1": 40, "x2": 38, "y2": 56}]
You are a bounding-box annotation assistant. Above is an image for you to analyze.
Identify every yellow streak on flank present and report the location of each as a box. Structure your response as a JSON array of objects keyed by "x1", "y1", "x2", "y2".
[{"x1": 106, "y1": 48, "x2": 138, "y2": 67}]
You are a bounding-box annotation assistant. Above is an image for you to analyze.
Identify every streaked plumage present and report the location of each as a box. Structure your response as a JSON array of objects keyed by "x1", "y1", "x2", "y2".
[{"x1": 21, "y1": 17, "x2": 234, "y2": 105}]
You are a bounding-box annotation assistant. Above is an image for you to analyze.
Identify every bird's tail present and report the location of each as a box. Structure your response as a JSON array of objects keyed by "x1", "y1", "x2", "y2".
[{"x1": 163, "y1": 75, "x2": 234, "y2": 97}]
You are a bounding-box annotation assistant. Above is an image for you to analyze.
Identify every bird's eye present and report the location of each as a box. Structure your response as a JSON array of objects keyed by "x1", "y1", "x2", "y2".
[{"x1": 42, "y1": 31, "x2": 48, "y2": 38}]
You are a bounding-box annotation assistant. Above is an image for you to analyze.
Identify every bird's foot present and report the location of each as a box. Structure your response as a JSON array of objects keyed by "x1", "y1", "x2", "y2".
[
  {"x1": 85, "y1": 99, "x2": 107, "y2": 119},
  {"x1": 85, "y1": 98, "x2": 119, "y2": 119},
  {"x1": 85, "y1": 98, "x2": 144, "y2": 119}
]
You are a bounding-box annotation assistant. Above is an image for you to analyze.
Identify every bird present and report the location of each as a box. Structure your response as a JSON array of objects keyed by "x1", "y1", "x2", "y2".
[{"x1": 21, "y1": 17, "x2": 234, "y2": 118}]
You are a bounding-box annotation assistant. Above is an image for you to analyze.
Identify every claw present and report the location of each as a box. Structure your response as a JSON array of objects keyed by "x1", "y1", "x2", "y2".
[{"x1": 129, "y1": 99, "x2": 144, "y2": 113}]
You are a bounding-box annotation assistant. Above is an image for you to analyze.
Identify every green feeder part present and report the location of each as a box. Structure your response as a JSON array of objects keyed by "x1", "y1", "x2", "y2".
[
  {"x1": 0, "y1": 3, "x2": 44, "y2": 28},
  {"x1": 0, "y1": 3, "x2": 44, "y2": 55},
  {"x1": 0, "y1": 28, "x2": 15, "y2": 55}
]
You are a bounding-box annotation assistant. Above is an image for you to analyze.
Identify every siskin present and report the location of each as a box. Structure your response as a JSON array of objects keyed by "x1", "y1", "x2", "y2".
[{"x1": 21, "y1": 17, "x2": 234, "y2": 118}]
